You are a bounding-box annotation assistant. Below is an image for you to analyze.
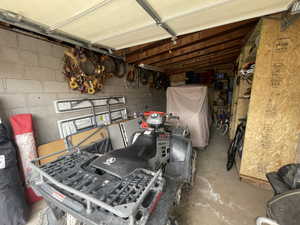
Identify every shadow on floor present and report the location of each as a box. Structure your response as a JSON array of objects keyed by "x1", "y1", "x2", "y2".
[{"x1": 175, "y1": 128, "x2": 272, "y2": 225}]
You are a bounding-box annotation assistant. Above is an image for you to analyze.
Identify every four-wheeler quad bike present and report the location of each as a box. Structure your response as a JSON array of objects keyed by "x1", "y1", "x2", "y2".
[{"x1": 30, "y1": 112, "x2": 197, "y2": 225}]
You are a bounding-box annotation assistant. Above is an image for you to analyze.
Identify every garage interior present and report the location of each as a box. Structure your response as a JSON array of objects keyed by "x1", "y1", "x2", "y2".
[{"x1": 0, "y1": 1, "x2": 300, "y2": 225}]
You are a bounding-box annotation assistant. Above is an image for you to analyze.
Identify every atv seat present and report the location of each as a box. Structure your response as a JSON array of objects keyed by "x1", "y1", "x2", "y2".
[{"x1": 91, "y1": 132, "x2": 156, "y2": 178}]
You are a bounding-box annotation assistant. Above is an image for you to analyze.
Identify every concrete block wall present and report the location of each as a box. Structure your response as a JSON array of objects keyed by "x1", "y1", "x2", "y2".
[{"x1": 0, "y1": 28, "x2": 166, "y2": 145}]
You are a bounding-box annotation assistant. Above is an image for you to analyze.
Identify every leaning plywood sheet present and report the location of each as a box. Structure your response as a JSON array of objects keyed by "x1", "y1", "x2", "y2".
[
  {"x1": 240, "y1": 18, "x2": 300, "y2": 181},
  {"x1": 68, "y1": 127, "x2": 108, "y2": 147},
  {"x1": 37, "y1": 127, "x2": 107, "y2": 165},
  {"x1": 37, "y1": 139, "x2": 66, "y2": 165}
]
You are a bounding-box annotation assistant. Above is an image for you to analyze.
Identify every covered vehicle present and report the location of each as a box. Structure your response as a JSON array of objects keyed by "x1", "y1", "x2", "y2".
[{"x1": 167, "y1": 85, "x2": 210, "y2": 148}]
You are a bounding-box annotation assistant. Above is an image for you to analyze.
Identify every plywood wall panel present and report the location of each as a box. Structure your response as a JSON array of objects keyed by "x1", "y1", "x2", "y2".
[{"x1": 240, "y1": 18, "x2": 300, "y2": 181}]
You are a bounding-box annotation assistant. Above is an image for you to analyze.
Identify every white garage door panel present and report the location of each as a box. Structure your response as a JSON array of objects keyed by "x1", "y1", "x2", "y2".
[
  {"x1": 148, "y1": 0, "x2": 227, "y2": 20},
  {"x1": 167, "y1": 0, "x2": 291, "y2": 36},
  {"x1": 0, "y1": 0, "x2": 292, "y2": 50},
  {"x1": 61, "y1": 0, "x2": 152, "y2": 41},
  {"x1": 98, "y1": 24, "x2": 168, "y2": 49},
  {"x1": 0, "y1": 0, "x2": 101, "y2": 26}
]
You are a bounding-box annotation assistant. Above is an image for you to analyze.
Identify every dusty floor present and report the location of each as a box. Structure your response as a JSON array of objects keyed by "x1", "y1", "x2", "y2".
[
  {"x1": 175, "y1": 128, "x2": 273, "y2": 225},
  {"x1": 27, "y1": 128, "x2": 273, "y2": 225}
]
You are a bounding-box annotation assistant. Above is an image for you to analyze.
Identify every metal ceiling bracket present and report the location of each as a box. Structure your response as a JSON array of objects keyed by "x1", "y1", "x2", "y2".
[
  {"x1": 0, "y1": 9, "x2": 123, "y2": 60},
  {"x1": 139, "y1": 63, "x2": 164, "y2": 73},
  {"x1": 47, "y1": 0, "x2": 114, "y2": 32},
  {"x1": 136, "y1": 0, "x2": 177, "y2": 40},
  {"x1": 281, "y1": 0, "x2": 300, "y2": 31}
]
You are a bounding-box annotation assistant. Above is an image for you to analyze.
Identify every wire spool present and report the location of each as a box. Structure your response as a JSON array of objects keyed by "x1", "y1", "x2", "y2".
[
  {"x1": 80, "y1": 58, "x2": 95, "y2": 75},
  {"x1": 100, "y1": 55, "x2": 116, "y2": 74},
  {"x1": 125, "y1": 66, "x2": 139, "y2": 89},
  {"x1": 126, "y1": 65, "x2": 136, "y2": 83},
  {"x1": 155, "y1": 72, "x2": 169, "y2": 89},
  {"x1": 140, "y1": 69, "x2": 149, "y2": 85},
  {"x1": 114, "y1": 59, "x2": 128, "y2": 78}
]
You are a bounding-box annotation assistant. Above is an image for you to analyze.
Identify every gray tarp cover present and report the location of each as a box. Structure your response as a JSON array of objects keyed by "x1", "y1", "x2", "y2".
[
  {"x1": 0, "y1": 122, "x2": 28, "y2": 225},
  {"x1": 167, "y1": 85, "x2": 210, "y2": 147}
]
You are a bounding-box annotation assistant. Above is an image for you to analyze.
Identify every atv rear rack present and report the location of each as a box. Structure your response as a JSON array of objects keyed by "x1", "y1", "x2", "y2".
[{"x1": 30, "y1": 148, "x2": 163, "y2": 220}]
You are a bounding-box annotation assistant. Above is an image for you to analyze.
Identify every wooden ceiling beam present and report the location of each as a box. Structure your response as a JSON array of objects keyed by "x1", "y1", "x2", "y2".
[
  {"x1": 168, "y1": 59, "x2": 236, "y2": 74},
  {"x1": 163, "y1": 48, "x2": 240, "y2": 70},
  {"x1": 115, "y1": 38, "x2": 168, "y2": 56},
  {"x1": 154, "y1": 38, "x2": 242, "y2": 67},
  {"x1": 157, "y1": 39, "x2": 242, "y2": 68},
  {"x1": 194, "y1": 62, "x2": 235, "y2": 72},
  {"x1": 167, "y1": 55, "x2": 237, "y2": 74},
  {"x1": 194, "y1": 63, "x2": 234, "y2": 73},
  {"x1": 166, "y1": 52, "x2": 239, "y2": 71},
  {"x1": 139, "y1": 25, "x2": 253, "y2": 65},
  {"x1": 126, "y1": 19, "x2": 257, "y2": 63}
]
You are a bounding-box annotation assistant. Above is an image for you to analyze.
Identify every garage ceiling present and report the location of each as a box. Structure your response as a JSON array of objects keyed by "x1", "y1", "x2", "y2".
[
  {"x1": 0, "y1": 0, "x2": 292, "y2": 51},
  {"x1": 118, "y1": 18, "x2": 259, "y2": 74}
]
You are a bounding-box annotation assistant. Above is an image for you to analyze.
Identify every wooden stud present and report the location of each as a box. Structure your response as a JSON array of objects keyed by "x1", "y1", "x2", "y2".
[
  {"x1": 126, "y1": 19, "x2": 258, "y2": 63},
  {"x1": 154, "y1": 38, "x2": 242, "y2": 67}
]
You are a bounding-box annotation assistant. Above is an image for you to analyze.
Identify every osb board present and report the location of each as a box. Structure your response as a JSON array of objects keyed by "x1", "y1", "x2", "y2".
[
  {"x1": 233, "y1": 80, "x2": 251, "y2": 133},
  {"x1": 240, "y1": 174, "x2": 272, "y2": 191},
  {"x1": 37, "y1": 139, "x2": 66, "y2": 165},
  {"x1": 37, "y1": 127, "x2": 108, "y2": 165},
  {"x1": 240, "y1": 18, "x2": 300, "y2": 181},
  {"x1": 230, "y1": 80, "x2": 250, "y2": 139},
  {"x1": 229, "y1": 79, "x2": 240, "y2": 139},
  {"x1": 230, "y1": 22, "x2": 261, "y2": 139}
]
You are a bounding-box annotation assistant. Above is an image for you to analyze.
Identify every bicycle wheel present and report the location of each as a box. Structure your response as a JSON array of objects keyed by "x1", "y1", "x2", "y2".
[
  {"x1": 221, "y1": 124, "x2": 229, "y2": 135},
  {"x1": 227, "y1": 138, "x2": 236, "y2": 170}
]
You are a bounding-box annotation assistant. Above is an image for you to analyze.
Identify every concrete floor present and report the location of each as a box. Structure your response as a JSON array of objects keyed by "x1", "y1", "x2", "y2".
[
  {"x1": 27, "y1": 128, "x2": 273, "y2": 225},
  {"x1": 175, "y1": 128, "x2": 273, "y2": 225}
]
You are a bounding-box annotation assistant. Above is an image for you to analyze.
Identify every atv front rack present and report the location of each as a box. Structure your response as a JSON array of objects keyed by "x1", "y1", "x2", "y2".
[{"x1": 30, "y1": 148, "x2": 164, "y2": 224}]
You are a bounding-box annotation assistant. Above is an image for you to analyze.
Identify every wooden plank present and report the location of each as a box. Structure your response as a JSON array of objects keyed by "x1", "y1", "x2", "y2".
[
  {"x1": 166, "y1": 54, "x2": 238, "y2": 74},
  {"x1": 240, "y1": 18, "x2": 300, "y2": 181},
  {"x1": 37, "y1": 139, "x2": 66, "y2": 165},
  {"x1": 154, "y1": 38, "x2": 242, "y2": 67},
  {"x1": 116, "y1": 38, "x2": 168, "y2": 56},
  {"x1": 69, "y1": 127, "x2": 108, "y2": 146},
  {"x1": 37, "y1": 127, "x2": 108, "y2": 165},
  {"x1": 126, "y1": 19, "x2": 258, "y2": 63},
  {"x1": 194, "y1": 63, "x2": 234, "y2": 73},
  {"x1": 163, "y1": 48, "x2": 241, "y2": 70},
  {"x1": 240, "y1": 174, "x2": 272, "y2": 190},
  {"x1": 140, "y1": 26, "x2": 253, "y2": 65}
]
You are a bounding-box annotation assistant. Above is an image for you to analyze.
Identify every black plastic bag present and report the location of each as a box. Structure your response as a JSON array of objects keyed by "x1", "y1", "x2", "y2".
[{"x1": 0, "y1": 121, "x2": 28, "y2": 225}]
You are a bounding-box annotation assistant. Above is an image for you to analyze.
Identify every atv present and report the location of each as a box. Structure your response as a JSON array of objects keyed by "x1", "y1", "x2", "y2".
[{"x1": 30, "y1": 111, "x2": 196, "y2": 225}]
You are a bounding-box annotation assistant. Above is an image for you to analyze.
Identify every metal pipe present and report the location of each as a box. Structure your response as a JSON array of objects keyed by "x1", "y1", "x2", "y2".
[
  {"x1": 0, "y1": 9, "x2": 124, "y2": 60},
  {"x1": 48, "y1": 0, "x2": 115, "y2": 31},
  {"x1": 139, "y1": 63, "x2": 164, "y2": 73},
  {"x1": 136, "y1": 0, "x2": 177, "y2": 39}
]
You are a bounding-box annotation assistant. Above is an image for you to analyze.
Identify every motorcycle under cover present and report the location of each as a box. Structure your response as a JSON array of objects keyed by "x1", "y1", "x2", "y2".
[
  {"x1": 0, "y1": 122, "x2": 28, "y2": 225},
  {"x1": 167, "y1": 85, "x2": 210, "y2": 147}
]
